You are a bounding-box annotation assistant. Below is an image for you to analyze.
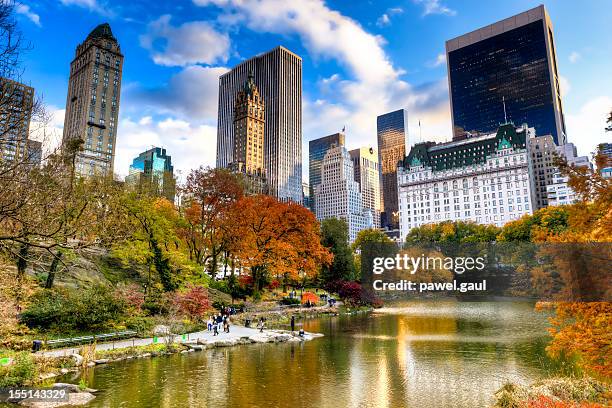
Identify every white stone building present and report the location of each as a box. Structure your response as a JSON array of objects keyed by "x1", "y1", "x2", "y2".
[
  {"x1": 398, "y1": 123, "x2": 536, "y2": 241},
  {"x1": 546, "y1": 143, "x2": 592, "y2": 206},
  {"x1": 315, "y1": 145, "x2": 373, "y2": 243}
]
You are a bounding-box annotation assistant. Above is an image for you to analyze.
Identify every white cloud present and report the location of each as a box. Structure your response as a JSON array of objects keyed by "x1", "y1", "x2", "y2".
[
  {"x1": 59, "y1": 0, "x2": 110, "y2": 15},
  {"x1": 15, "y1": 4, "x2": 41, "y2": 27},
  {"x1": 114, "y1": 116, "x2": 217, "y2": 180},
  {"x1": 565, "y1": 96, "x2": 612, "y2": 158},
  {"x1": 195, "y1": 0, "x2": 452, "y2": 180},
  {"x1": 125, "y1": 65, "x2": 228, "y2": 120},
  {"x1": 559, "y1": 75, "x2": 571, "y2": 97},
  {"x1": 428, "y1": 53, "x2": 446, "y2": 68},
  {"x1": 30, "y1": 106, "x2": 65, "y2": 158},
  {"x1": 376, "y1": 7, "x2": 403, "y2": 27},
  {"x1": 140, "y1": 15, "x2": 230, "y2": 67},
  {"x1": 568, "y1": 51, "x2": 581, "y2": 64},
  {"x1": 376, "y1": 14, "x2": 391, "y2": 27},
  {"x1": 412, "y1": 0, "x2": 456, "y2": 16}
]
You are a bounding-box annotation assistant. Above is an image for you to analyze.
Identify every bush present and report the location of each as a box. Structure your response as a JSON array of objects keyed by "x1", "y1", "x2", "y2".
[
  {"x1": 280, "y1": 297, "x2": 300, "y2": 306},
  {"x1": 116, "y1": 283, "x2": 145, "y2": 312},
  {"x1": 328, "y1": 280, "x2": 383, "y2": 307},
  {"x1": 301, "y1": 292, "x2": 319, "y2": 305},
  {"x1": 20, "y1": 286, "x2": 127, "y2": 332},
  {"x1": 170, "y1": 285, "x2": 210, "y2": 321},
  {"x1": 124, "y1": 316, "x2": 155, "y2": 335},
  {"x1": 0, "y1": 352, "x2": 37, "y2": 387}
]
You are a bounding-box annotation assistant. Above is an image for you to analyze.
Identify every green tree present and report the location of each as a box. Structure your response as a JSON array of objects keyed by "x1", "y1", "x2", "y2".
[{"x1": 320, "y1": 218, "x2": 355, "y2": 283}]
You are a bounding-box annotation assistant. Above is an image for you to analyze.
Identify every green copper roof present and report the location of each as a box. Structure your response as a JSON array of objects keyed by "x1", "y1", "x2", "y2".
[
  {"x1": 87, "y1": 23, "x2": 116, "y2": 42},
  {"x1": 403, "y1": 123, "x2": 527, "y2": 171},
  {"x1": 243, "y1": 70, "x2": 257, "y2": 96}
]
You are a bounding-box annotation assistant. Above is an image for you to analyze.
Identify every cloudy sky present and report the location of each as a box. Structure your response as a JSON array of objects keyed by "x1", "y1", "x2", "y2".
[{"x1": 16, "y1": 0, "x2": 612, "y2": 181}]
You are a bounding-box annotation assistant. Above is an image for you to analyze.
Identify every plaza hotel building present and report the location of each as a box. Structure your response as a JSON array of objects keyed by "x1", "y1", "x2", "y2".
[{"x1": 397, "y1": 123, "x2": 537, "y2": 241}]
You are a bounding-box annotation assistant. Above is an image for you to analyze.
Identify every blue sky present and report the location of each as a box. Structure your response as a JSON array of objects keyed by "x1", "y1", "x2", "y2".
[{"x1": 15, "y1": 0, "x2": 612, "y2": 179}]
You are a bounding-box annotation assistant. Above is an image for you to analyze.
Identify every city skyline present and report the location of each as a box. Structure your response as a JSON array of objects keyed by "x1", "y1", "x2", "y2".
[{"x1": 13, "y1": 0, "x2": 612, "y2": 181}]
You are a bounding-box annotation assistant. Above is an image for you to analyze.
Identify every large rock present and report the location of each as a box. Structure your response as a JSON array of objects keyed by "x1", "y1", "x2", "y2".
[
  {"x1": 153, "y1": 325, "x2": 170, "y2": 335},
  {"x1": 93, "y1": 359, "x2": 109, "y2": 365},
  {"x1": 19, "y1": 392, "x2": 95, "y2": 407},
  {"x1": 70, "y1": 353, "x2": 83, "y2": 366}
]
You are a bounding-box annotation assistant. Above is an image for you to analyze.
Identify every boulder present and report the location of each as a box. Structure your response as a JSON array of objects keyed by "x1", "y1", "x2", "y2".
[
  {"x1": 70, "y1": 353, "x2": 83, "y2": 366},
  {"x1": 93, "y1": 359, "x2": 109, "y2": 365},
  {"x1": 86, "y1": 362, "x2": 95, "y2": 367},
  {"x1": 19, "y1": 391, "x2": 96, "y2": 407},
  {"x1": 153, "y1": 325, "x2": 170, "y2": 335}
]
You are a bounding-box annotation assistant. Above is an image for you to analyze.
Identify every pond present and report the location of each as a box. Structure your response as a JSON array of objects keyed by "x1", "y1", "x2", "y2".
[{"x1": 61, "y1": 301, "x2": 562, "y2": 407}]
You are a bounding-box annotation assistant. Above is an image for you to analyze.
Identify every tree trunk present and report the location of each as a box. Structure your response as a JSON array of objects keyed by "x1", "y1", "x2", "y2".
[
  {"x1": 15, "y1": 242, "x2": 29, "y2": 311},
  {"x1": 45, "y1": 251, "x2": 63, "y2": 289}
]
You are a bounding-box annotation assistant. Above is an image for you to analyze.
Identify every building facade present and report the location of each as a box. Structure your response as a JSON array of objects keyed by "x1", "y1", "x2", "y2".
[
  {"x1": 315, "y1": 145, "x2": 373, "y2": 243},
  {"x1": 349, "y1": 147, "x2": 382, "y2": 228},
  {"x1": 377, "y1": 109, "x2": 407, "y2": 231},
  {"x1": 125, "y1": 147, "x2": 176, "y2": 202},
  {"x1": 308, "y1": 132, "x2": 345, "y2": 211},
  {"x1": 232, "y1": 71, "x2": 265, "y2": 175},
  {"x1": 446, "y1": 5, "x2": 566, "y2": 145},
  {"x1": 62, "y1": 23, "x2": 123, "y2": 177},
  {"x1": 546, "y1": 143, "x2": 592, "y2": 206},
  {"x1": 599, "y1": 143, "x2": 612, "y2": 179},
  {"x1": 0, "y1": 77, "x2": 34, "y2": 164},
  {"x1": 398, "y1": 123, "x2": 536, "y2": 241},
  {"x1": 528, "y1": 134, "x2": 556, "y2": 209},
  {"x1": 216, "y1": 46, "x2": 302, "y2": 202}
]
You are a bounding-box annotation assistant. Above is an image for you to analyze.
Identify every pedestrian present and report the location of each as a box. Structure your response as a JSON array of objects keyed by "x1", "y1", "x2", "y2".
[
  {"x1": 213, "y1": 322, "x2": 219, "y2": 336},
  {"x1": 225, "y1": 315, "x2": 231, "y2": 333},
  {"x1": 290, "y1": 315, "x2": 295, "y2": 332},
  {"x1": 207, "y1": 317, "x2": 213, "y2": 331},
  {"x1": 257, "y1": 317, "x2": 265, "y2": 333}
]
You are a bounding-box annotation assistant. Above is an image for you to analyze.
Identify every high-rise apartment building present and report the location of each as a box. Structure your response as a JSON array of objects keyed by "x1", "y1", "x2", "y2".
[
  {"x1": 349, "y1": 147, "x2": 381, "y2": 228},
  {"x1": 62, "y1": 23, "x2": 123, "y2": 176},
  {"x1": 125, "y1": 147, "x2": 176, "y2": 202},
  {"x1": 599, "y1": 143, "x2": 612, "y2": 179},
  {"x1": 315, "y1": 145, "x2": 373, "y2": 243},
  {"x1": 528, "y1": 134, "x2": 556, "y2": 209},
  {"x1": 446, "y1": 5, "x2": 566, "y2": 145},
  {"x1": 377, "y1": 109, "x2": 407, "y2": 231},
  {"x1": 0, "y1": 77, "x2": 34, "y2": 164},
  {"x1": 398, "y1": 123, "x2": 536, "y2": 241},
  {"x1": 216, "y1": 46, "x2": 302, "y2": 202},
  {"x1": 546, "y1": 143, "x2": 592, "y2": 206},
  {"x1": 308, "y1": 132, "x2": 345, "y2": 211}
]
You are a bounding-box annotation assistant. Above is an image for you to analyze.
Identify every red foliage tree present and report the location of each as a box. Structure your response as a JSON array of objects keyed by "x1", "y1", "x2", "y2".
[{"x1": 172, "y1": 284, "x2": 210, "y2": 321}]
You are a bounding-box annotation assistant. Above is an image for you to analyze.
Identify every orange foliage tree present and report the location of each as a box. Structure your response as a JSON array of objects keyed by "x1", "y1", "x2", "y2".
[{"x1": 227, "y1": 195, "x2": 332, "y2": 295}]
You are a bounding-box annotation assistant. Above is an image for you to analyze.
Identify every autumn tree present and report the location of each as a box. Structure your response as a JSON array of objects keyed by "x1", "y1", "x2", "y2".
[
  {"x1": 227, "y1": 195, "x2": 331, "y2": 297},
  {"x1": 181, "y1": 167, "x2": 243, "y2": 275}
]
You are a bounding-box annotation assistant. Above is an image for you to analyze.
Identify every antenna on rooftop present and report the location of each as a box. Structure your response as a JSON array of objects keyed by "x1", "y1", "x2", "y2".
[{"x1": 502, "y1": 96, "x2": 508, "y2": 124}]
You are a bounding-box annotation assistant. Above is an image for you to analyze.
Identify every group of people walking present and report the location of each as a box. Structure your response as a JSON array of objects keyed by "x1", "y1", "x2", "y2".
[{"x1": 207, "y1": 314, "x2": 231, "y2": 336}]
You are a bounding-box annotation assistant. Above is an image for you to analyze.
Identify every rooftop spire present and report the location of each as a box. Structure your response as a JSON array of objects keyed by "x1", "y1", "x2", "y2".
[{"x1": 87, "y1": 23, "x2": 116, "y2": 42}]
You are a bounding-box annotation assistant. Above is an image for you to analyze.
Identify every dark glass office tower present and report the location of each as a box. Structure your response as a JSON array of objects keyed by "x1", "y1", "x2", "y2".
[
  {"x1": 446, "y1": 5, "x2": 566, "y2": 145},
  {"x1": 377, "y1": 109, "x2": 407, "y2": 230},
  {"x1": 308, "y1": 132, "x2": 345, "y2": 211}
]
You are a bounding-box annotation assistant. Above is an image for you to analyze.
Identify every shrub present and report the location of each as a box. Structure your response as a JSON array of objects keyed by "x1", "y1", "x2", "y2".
[
  {"x1": 116, "y1": 283, "x2": 145, "y2": 311},
  {"x1": 20, "y1": 286, "x2": 127, "y2": 331},
  {"x1": 124, "y1": 316, "x2": 155, "y2": 335},
  {"x1": 280, "y1": 297, "x2": 300, "y2": 306},
  {"x1": 0, "y1": 352, "x2": 37, "y2": 387},
  {"x1": 301, "y1": 292, "x2": 319, "y2": 304},
  {"x1": 268, "y1": 279, "x2": 281, "y2": 290},
  {"x1": 171, "y1": 285, "x2": 210, "y2": 321}
]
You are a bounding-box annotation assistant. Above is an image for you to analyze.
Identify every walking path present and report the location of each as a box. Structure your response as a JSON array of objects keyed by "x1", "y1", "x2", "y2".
[{"x1": 39, "y1": 326, "x2": 320, "y2": 358}]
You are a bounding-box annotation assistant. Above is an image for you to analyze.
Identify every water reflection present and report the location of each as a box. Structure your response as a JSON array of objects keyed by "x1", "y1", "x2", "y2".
[{"x1": 69, "y1": 301, "x2": 557, "y2": 408}]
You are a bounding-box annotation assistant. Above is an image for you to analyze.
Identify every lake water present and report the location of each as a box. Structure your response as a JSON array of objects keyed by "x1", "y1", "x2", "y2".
[{"x1": 61, "y1": 301, "x2": 562, "y2": 407}]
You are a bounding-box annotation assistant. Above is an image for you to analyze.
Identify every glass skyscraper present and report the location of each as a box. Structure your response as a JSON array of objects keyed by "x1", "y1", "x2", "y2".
[
  {"x1": 446, "y1": 5, "x2": 566, "y2": 145},
  {"x1": 377, "y1": 109, "x2": 407, "y2": 230},
  {"x1": 308, "y1": 132, "x2": 345, "y2": 211},
  {"x1": 126, "y1": 147, "x2": 175, "y2": 202}
]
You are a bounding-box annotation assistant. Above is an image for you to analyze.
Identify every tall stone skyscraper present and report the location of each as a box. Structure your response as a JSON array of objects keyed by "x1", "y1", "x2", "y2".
[
  {"x1": 446, "y1": 5, "x2": 566, "y2": 145},
  {"x1": 377, "y1": 109, "x2": 407, "y2": 231},
  {"x1": 232, "y1": 71, "x2": 265, "y2": 176},
  {"x1": 0, "y1": 77, "x2": 34, "y2": 164},
  {"x1": 216, "y1": 46, "x2": 302, "y2": 202},
  {"x1": 62, "y1": 23, "x2": 123, "y2": 176}
]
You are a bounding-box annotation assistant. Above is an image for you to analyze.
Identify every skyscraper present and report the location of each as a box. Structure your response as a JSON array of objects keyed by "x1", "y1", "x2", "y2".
[
  {"x1": 125, "y1": 147, "x2": 175, "y2": 202},
  {"x1": 308, "y1": 132, "x2": 345, "y2": 211},
  {"x1": 349, "y1": 147, "x2": 381, "y2": 228},
  {"x1": 232, "y1": 71, "x2": 265, "y2": 176},
  {"x1": 315, "y1": 145, "x2": 373, "y2": 243},
  {"x1": 62, "y1": 23, "x2": 124, "y2": 176},
  {"x1": 446, "y1": 5, "x2": 566, "y2": 145},
  {"x1": 216, "y1": 46, "x2": 302, "y2": 202},
  {"x1": 377, "y1": 109, "x2": 407, "y2": 231},
  {"x1": 0, "y1": 77, "x2": 34, "y2": 164}
]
